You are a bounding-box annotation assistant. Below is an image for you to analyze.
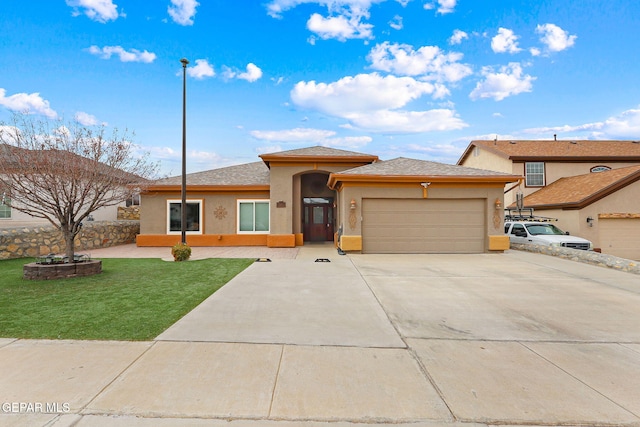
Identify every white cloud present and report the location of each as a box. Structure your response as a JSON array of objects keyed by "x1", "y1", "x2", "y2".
[
  {"x1": 389, "y1": 15, "x2": 403, "y2": 30},
  {"x1": 345, "y1": 109, "x2": 467, "y2": 133},
  {"x1": 322, "y1": 135, "x2": 372, "y2": 148},
  {"x1": 491, "y1": 28, "x2": 522, "y2": 54},
  {"x1": 168, "y1": 0, "x2": 199, "y2": 26},
  {"x1": 187, "y1": 59, "x2": 215, "y2": 79},
  {"x1": 536, "y1": 23, "x2": 577, "y2": 52},
  {"x1": 0, "y1": 88, "x2": 57, "y2": 118},
  {"x1": 66, "y1": 0, "x2": 120, "y2": 23},
  {"x1": 523, "y1": 106, "x2": 640, "y2": 139},
  {"x1": 292, "y1": 73, "x2": 437, "y2": 115},
  {"x1": 87, "y1": 45, "x2": 156, "y2": 63},
  {"x1": 250, "y1": 127, "x2": 372, "y2": 149},
  {"x1": 367, "y1": 42, "x2": 472, "y2": 83},
  {"x1": 449, "y1": 29, "x2": 468, "y2": 45},
  {"x1": 424, "y1": 0, "x2": 457, "y2": 14},
  {"x1": 266, "y1": 0, "x2": 382, "y2": 19},
  {"x1": 266, "y1": 0, "x2": 381, "y2": 40},
  {"x1": 469, "y1": 63, "x2": 535, "y2": 101},
  {"x1": 529, "y1": 47, "x2": 541, "y2": 56},
  {"x1": 75, "y1": 111, "x2": 101, "y2": 126},
  {"x1": 250, "y1": 128, "x2": 336, "y2": 142},
  {"x1": 291, "y1": 73, "x2": 467, "y2": 133},
  {"x1": 224, "y1": 63, "x2": 264, "y2": 82},
  {"x1": 237, "y1": 63, "x2": 263, "y2": 82},
  {"x1": 307, "y1": 12, "x2": 373, "y2": 40}
]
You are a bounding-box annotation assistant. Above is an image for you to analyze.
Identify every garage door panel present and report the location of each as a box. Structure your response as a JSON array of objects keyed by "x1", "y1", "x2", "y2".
[
  {"x1": 599, "y1": 218, "x2": 640, "y2": 261},
  {"x1": 362, "y1": 199, "x2": 485, "y2": 254}
]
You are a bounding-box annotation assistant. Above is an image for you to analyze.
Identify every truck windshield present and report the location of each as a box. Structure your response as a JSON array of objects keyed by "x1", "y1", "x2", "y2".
[{"x1": 525, "y1": 224, "x2": 566, "y2": 235}]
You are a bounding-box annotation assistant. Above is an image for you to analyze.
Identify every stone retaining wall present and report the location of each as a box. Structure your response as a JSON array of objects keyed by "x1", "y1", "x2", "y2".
[
  {"x1": 118, "y1": 206, "x2": 140, "y2": 220},
  {"x1": 510, "y1": 243, "x2": 640, "y2": 275},
  {"x1": 0, "y1": 221, "x2": 140, "y2": 260}
]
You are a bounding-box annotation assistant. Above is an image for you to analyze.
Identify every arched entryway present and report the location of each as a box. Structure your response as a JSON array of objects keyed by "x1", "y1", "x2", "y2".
[{"x1": 300, "y1": 172, "x2": 335, "y2": 242}]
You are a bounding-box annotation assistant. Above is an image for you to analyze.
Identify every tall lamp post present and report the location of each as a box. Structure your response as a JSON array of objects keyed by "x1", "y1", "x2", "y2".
[{"x1": 180, "y1": 58, "x2": 189, "y2": 244}]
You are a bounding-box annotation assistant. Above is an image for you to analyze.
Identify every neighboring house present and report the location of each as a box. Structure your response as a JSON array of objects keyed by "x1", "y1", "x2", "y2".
[
  {"x1": 0, "y1": 143, "x2": 141, "y2": 227},
  {"x1": 457, "y1": 140, "x2": 640, "y2": 259},
  {"x1": 138, "y1": 146, "x2": 521, "y2": 254}
]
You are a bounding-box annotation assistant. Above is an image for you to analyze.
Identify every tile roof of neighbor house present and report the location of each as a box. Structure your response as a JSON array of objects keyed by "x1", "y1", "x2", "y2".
[
  {"x1": 514, "y1": 165, "x2": 640, "y2": 209},
  {"x1": 458, "y1": 140, "x2": 640, "y2": 164},
  {"x1": 154, "y1": 161, "x2": 270, "y2": 186}
]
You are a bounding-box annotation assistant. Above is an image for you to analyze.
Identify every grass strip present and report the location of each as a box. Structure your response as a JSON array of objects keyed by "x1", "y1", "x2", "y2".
[{"x1": 0, "y1": 257, "x2": 253, "y2": 341}]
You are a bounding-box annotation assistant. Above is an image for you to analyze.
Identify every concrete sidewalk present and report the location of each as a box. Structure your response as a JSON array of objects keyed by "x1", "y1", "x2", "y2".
[{"x1": 1, "y1": 246, "x2": 640, "y2": 426}]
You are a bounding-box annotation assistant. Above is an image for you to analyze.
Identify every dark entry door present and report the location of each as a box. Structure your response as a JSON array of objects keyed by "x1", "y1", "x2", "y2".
[{"x1": 303, "y1": 202, "x2": 334, "y2": 241}]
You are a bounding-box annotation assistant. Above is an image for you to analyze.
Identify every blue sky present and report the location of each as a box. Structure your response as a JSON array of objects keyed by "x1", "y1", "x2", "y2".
[{"x1": 1, "y1": 0, "x2": 640, "y2": 176}]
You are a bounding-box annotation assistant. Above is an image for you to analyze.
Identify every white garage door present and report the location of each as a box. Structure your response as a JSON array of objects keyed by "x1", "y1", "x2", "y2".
[
  {"x1": 362, "y1": 198, "x2": 486, "y2": 254},
  {"x1": 599, "y1": 218, "x2": 640, "y2": 261}
]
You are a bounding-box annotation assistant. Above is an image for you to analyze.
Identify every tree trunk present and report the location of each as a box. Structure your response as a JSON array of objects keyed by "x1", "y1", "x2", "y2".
[{"x1": 64, "y1": 229, "x2": 76, "y2": 263}]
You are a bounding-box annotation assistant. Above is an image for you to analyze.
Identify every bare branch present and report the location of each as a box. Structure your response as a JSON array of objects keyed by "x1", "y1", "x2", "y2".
[{"x1": 0, "y1": 112, "x2": 159, "y2": 260}]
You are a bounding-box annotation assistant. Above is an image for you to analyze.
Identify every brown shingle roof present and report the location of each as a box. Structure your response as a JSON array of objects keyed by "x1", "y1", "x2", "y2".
[
  {"x1": 259, "y1": 145, "x2": 378, "y2": 167},
  {"x1": 340, "y1": 157, "x2": 519, "y2": 176},
  {"x1": 515, "y1": 165, "x2": 640, "y2": 210},
  {"x1": 328, "y1": 157, "x2": 522, "y2": 189},
  {"x1": 154, "y1": 161, "x2": 269, "y2": 186},
  {"x1": 459, "y1": 140, "x2": 640, "y2": 164},
  {"x1": 261, "y1": 146, "x2": 376, "y2": 158}
]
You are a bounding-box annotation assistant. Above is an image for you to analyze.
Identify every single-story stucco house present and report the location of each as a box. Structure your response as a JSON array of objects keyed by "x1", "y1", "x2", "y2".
[{"x1": 137, "y1": 146, "x2": 521, "y2": 254}]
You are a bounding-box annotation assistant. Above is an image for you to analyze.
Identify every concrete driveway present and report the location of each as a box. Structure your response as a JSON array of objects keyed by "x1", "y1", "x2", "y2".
[{"x1": 1, "y1": 246, "x2": 640, "y2": 426}]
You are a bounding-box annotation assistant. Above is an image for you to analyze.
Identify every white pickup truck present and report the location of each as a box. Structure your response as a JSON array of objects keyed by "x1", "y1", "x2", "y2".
[{"x1": 504, "y1": 221, "x2": 593, "y2": 251}]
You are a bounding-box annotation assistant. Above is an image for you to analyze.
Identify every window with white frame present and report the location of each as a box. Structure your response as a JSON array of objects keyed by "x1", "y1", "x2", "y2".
[
  {"x1": 237, "y1": 200, "x2": 269, "y2": 233},
  {"x1": 0, "y1": 193, "x2": 10, "y2": 219},
  {"x1": 525, "y1": 162, "x2": 545, "y2": 186},
  {"x1": 167, "y1": 200, "x2": 203, "y2": 234}
]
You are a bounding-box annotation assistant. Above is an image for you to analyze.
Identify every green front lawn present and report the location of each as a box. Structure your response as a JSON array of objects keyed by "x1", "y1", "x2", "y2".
[{"x1": 0, "y1": 257, "x2": 253, "y2": 341}]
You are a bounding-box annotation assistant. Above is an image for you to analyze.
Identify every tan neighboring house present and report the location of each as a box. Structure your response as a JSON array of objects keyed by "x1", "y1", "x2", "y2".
[
  {"x1": 457, "y1": 140, "x2": 640, "y2": 259},
  {"x1": 0, "y1": 143, "x2": 140, "y2": 227},
  {"x1": 138, "y1": 146, "x2": 521, "y2": 254}
]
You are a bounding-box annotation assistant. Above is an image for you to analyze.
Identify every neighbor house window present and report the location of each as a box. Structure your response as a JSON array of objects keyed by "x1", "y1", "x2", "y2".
[
  {"x1": 237, "y1": 200, "x2": 269, "y2": 233},
  {"x1": 525, "y1": 162, "x2": 545, "y2": 186},
  {"x1": 0, "y1": 194, "x2": 10, "y2": 219},
  {"x1": 167, "y1": 200, "x2": 203, "y2": 234}
]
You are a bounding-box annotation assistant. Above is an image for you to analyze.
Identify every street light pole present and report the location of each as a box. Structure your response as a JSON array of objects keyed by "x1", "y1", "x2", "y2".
[{"x1": 180, "y1": 58, "x2": 189, "y2": 245}]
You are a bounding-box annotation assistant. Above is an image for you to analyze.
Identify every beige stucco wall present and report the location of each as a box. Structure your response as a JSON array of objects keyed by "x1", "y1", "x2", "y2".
[
  {"x1": 460, "y1": 147, "x2": 513, "y2": 173},
  {"x1": 140, "y1": 191, "x2": 269, "y2": 235},
  {"x1": 530, "y1": 180, "x2": 640, "y2": 251},
  {"x1": 268, "y1": 165, "x2": 356, "y2": 235}
]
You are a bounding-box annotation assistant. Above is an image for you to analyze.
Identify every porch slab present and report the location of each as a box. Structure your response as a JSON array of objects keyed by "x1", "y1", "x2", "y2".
[
  {"x1": 409, "y1": 339, "x2": 639, "y2": 425},
  {"x1": 85, "y1": 342, "x2": 282, "y2": 419},
  {"x1": 270, "y1": 345, "x2": 451, "y2": 422},
  {"x1": 0, "y1": 340, "x2": 151, "y2": 412}
]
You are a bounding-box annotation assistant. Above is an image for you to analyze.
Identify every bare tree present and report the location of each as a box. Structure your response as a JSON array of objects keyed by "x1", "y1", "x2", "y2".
[{"x1": 0, "y1": 112, "x2": 158, "y2": 261}]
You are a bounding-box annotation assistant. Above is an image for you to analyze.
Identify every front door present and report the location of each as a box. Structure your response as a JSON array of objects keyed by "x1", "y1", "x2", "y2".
[{"x1": 303, "y1": 200, "x2": 334, "y2": 242}]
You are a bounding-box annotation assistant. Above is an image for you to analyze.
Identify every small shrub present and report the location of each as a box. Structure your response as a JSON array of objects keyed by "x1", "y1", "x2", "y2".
[{"x1": 171, "y1": 242, "x2": 192, "y2": 262}]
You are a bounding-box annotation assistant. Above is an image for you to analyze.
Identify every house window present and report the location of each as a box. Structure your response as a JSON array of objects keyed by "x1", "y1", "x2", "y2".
[
  {"x1": 167, "y1": 200, "x2": 203, "y2": 234},
  {"x1": 0, "y1": 194, "x2": 10, "y2": 219},
  {"x1": 525, "y1": 162, "x2": 545, "y2": 186},
  {"x1": 126, "y1": 193, "x2": 140, "y2": 207},
  {"x1": 237, "y1": 200, "x2": 269, "y2": 233}
]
